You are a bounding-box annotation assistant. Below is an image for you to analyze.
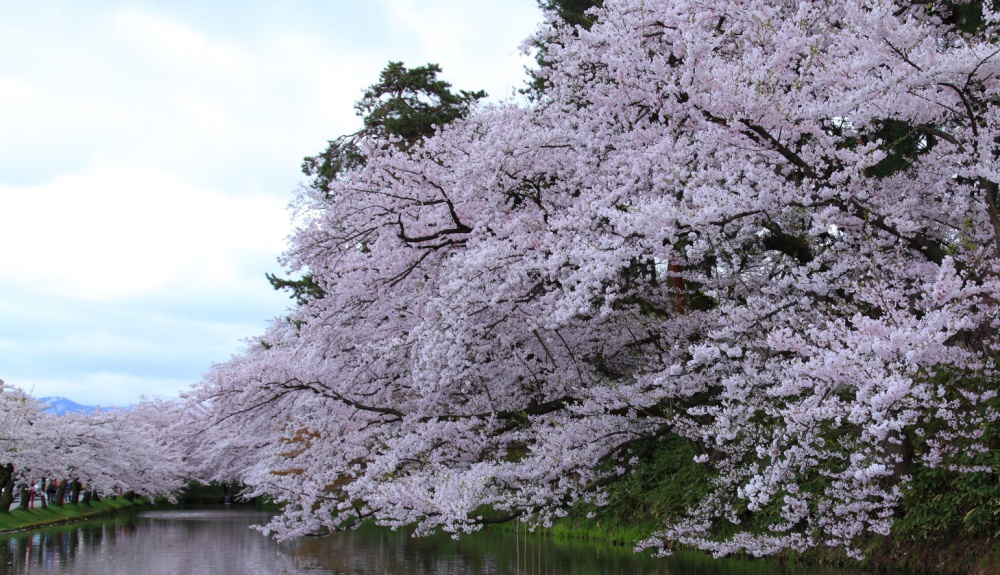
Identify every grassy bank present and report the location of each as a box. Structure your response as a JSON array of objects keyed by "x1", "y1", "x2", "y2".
[
  {"x1": 496, "y1": 432, "x2": 1000, "y2": 575},
  {"x1": 0, "y1": 497, "x2": 145, "y2": 534}
]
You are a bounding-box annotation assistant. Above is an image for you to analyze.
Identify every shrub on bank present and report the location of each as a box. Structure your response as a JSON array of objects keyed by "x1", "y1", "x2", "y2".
[{"x1": 525, "y1": 433, "x2": 1000, "y2": 574}]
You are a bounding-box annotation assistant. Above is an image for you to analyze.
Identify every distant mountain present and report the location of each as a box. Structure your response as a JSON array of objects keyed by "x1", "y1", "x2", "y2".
[{"x1": 37, "y1": 396, "x2": 98, "y2": 415}]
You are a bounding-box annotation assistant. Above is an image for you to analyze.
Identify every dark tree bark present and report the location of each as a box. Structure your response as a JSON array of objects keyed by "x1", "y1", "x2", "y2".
[
  {"x1": 122, "y1": 490, "x2": 136, "y2": 502},
  {"x1": 69, "y1": 480, "x2": 81, "y2": 505},
  {"x1": 53, "y1": 481, "x2": 67, "y2": 507},
  {"x1": 0, "y1": 464, "x2": 14, "y2": 513},
  {"x1": 17, "y1": 484, "x2": 29, "y2": 511}
]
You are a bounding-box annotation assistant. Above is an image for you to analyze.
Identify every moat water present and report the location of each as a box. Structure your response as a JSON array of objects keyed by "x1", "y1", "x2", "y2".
[{"x1": 0, "y1": 507, "x2": 862, "y2": 574}]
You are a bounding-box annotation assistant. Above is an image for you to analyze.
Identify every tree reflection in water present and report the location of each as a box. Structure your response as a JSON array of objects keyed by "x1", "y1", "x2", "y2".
[
  {"x1": 1, "y1": 509, "x2": 859, "y2": 575},
  {"x1": 287, "y1": 522, "x2": 672, "y2": 575}
]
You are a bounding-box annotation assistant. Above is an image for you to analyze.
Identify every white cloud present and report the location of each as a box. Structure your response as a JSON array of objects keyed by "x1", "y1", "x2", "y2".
[
  {"x1": 0, "y1": 166, "x2": 288, "y2": 300},
  {"x1": 377, "y1": 0, "x2": 539, "y2": 100},
  {"x1": 0, "y1": 286, "x2": 283, "y2": 406},
  {"x1": 0, "y1": 0, "x2": 542, "y2": 405},
  {"x1": 112, "y1": 7, "x2": 251, "y2": 76}
]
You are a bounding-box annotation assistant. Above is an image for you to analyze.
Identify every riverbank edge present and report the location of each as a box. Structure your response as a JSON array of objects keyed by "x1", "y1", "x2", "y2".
[
  {"x1": 487, "y1": 515, "x2": 1000, "y2": 575},
  {"x1": 0, "y1": 497, "x2": 147, "y2": 534}
]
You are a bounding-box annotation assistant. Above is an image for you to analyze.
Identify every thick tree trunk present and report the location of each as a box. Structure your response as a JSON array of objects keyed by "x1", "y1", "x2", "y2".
[
  {"x1": 980, "y1": 178, "x2": 1000, "y2": 257},
  {"x1": 122, "y1": 490, "x2": 136, "y2": 502},
  {"x1": 17, "y1": 484, "x2": 29, "y2": 510},
  {"x1": 53, "y1": 481, "x2": 67, "y2": 507},
  {"x1": 82, "y1": 490, "x2": 92, "y2": 505},
  {"x1": 0, "y1": 464, "x2": 15, "y2": 513},
  {"x1": 70, "y1": 480, "x2": 81, "y2": 505}
]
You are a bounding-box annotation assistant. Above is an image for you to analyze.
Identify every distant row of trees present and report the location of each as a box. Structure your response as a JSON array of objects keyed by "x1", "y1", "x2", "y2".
[{"x1": 0, "y1": 381, "x2": 188, "y2": 512}]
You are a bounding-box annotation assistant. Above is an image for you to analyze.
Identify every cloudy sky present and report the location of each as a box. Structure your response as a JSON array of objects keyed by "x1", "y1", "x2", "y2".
[{"x1": 0, "y1": 0, "x2": 542, "y2": 406}]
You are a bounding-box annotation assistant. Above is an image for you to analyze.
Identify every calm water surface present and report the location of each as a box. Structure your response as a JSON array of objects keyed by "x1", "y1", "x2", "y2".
[{"x1": 0, "y1": 508, "x2": 862, "y2": 575}]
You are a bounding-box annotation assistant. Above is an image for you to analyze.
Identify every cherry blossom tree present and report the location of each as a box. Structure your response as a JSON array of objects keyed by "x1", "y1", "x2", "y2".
[
  {"x1": 45, "y1": 400, "x2": 191, "y2": 501},
  {"x1": 0, "y1": 382, "x2": 188, "y2": 511},
  {"x1": 0, "y1": 381, "x2": 41, "y2": 511},
  {"x1": 195, "y1": 0, "x2": 1000, "y2": 559},
  {"x1": 0, "y1": 384, "x2": 188, "y2": 505}
]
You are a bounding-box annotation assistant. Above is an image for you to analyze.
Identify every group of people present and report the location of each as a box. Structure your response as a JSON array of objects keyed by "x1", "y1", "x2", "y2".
[{"x1": 22, "y1": 479, "x2": 76, "y2": 507}]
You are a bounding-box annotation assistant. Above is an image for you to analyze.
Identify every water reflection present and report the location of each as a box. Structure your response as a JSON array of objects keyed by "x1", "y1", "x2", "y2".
[
  {"x1": 0, "y1": 508, "x2": 861, "y2": 575},
  {"x1": 0, "y1": 509, "x2": 300, "y2": 575},
  {"x1": 288, "y1": 523, "x2": 672, "y2": 575}
]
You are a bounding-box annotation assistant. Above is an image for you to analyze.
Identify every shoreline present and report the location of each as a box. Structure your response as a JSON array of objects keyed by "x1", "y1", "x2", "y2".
[
  {"x1": 0, "y1": 497, "x2": 146, "y2": 535},
  {"x1": 6, "y1": 499, "x2": 996, "y2": 574}
]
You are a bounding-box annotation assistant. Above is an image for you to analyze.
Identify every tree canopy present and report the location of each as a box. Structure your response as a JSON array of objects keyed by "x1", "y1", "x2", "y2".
[
  {"x1": 195, "y1": 0, "x2": 1000, "y2": 561},
  {"x1": 0, "y1": 382, "x2": 187, "y2": 509}
]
